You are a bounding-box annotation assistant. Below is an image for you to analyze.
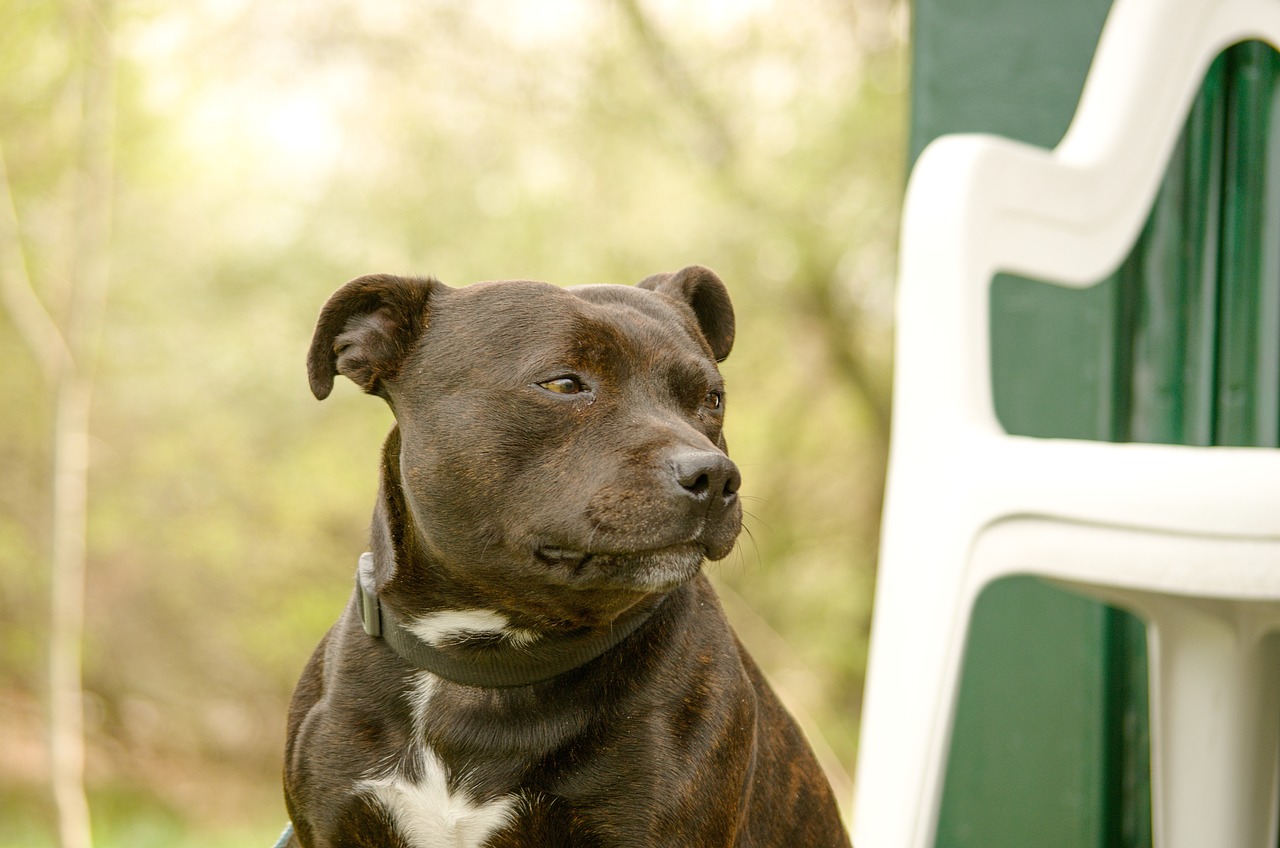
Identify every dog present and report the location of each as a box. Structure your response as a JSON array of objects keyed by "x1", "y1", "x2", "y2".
[{"x1": 283, "y1": 267, "x2": 852, "y2": 847}]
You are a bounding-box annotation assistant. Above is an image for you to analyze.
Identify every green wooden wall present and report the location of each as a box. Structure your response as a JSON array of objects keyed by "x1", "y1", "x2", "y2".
[{"x1": 910, "y1": 1, "x2": 1280, "y2": 845}]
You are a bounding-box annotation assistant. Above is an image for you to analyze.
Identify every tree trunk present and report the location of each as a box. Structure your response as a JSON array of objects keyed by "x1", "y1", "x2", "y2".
[
  {"x1": 0, "y1": 3, "x2": 123, "y2": 846},
  {"x1": 49, "y1": 375, "x2": 95, "y2": 848},
  {"x1": 50, "y1": 0, "x2": 117, "y2": 842}
]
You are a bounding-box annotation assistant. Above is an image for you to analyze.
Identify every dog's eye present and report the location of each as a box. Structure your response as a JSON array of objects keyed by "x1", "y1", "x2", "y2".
[
  {"x1": 539, "y1": 376, "x2": 584, "y2": 395},
  {"x1": 702, "y1": 390, "x2": 723, "y2": 411}
]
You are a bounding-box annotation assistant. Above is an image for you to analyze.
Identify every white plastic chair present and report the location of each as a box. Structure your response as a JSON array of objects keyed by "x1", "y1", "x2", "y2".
[{"x1": 852, "y1": 1, "x2": 1280, "y2": 846}]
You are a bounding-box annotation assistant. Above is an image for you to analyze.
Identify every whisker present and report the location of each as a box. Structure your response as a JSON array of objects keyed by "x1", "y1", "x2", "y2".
[
  {"x1": 738, "y1": 524, "x2": 762, "y2": 570},
  {"x1": 741, "y1": 508, "x2": 773, "y2": 535}
]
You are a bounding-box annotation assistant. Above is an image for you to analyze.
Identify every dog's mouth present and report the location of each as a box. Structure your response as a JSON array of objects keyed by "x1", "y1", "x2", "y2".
[
  {"x1": 535, "y1": 547, "x2": 594, "y2": 568},
  {"x1": 534, "y1": 543, "x2": 706, "y2": 592}
]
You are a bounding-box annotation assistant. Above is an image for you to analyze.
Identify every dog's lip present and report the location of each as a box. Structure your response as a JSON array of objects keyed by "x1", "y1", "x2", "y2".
[
  {"x1": 535, "y1": 547, "x2": 592, "y2": 567},
  {"x1": 534, "y1": 542, "x2": 706, "y2": 593},
  {"x1": 534, "y1": 542, "x2": 700, "y2": 566}
]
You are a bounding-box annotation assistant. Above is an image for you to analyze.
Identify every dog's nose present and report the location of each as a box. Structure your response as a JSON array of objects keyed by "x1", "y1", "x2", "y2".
[{"x1": 671, "y1": 449, "x2": 741, "y2": 505}]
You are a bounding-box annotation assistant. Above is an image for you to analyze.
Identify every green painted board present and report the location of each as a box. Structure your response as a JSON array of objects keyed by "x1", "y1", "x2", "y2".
[
  {"x1": 989, "y1": 273, "x2": 1121, "y2": 441},
  {"x1": 935, "y1": 577, "x2": 1110, "y2": 848},
  {"x1": 908, "y1": 0, "x2": 1114, "y2": 162},
  {"x1": 1216, "y1": 42, "x2": 1280, "y2": 447},
  {"x1": 1118, "y1": 56, "x2": 1224, "y2": 447}
]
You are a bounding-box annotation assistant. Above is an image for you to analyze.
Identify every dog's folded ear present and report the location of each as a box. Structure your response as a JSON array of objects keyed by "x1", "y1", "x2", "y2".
[
  {"x1": 636, "y1": 265, "x2": 735, "y2": 362},
  {"x1": 307, "y1": 274, "x2": 438, "y2": 400}
]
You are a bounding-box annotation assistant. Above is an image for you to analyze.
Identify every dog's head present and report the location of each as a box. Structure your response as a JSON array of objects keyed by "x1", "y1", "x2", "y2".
[{"x1": 307, "y1": 267, "x2": 741, "y2": 620}]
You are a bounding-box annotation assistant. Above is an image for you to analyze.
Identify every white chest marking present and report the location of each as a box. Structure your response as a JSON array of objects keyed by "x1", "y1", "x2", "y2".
[
  {"x1": 357, "y1": 672, "x2": 518, "y2": 848},
  {"x1": 358, "y1": 753, "x2": 517, "y2": 848},
  {"x1": 407, "y1": 609, "x2": 540, "y2": 648}
]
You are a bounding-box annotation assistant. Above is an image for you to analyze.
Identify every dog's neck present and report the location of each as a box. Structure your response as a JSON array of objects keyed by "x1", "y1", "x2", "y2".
[
  {"x1": 355, "y1": 550, "x2": 668, "y2": 687},
  {"x1": 358, "y1": 426, "x2": 671, "y2": 688}
]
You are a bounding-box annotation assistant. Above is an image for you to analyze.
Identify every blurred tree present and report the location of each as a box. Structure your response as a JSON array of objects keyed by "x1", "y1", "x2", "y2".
[
  {"x1": 0, "y1": 0, "x2": 118, "y2": 845},
  {"x1": 0, "y1": 0, "x2": 906, "y2": 838},
  {"x1": 603, "y1": 1, "x2": 903, "y2": 770},
  {"x1": 615, "y1": 0, "x2": 895, "y2": 526}
]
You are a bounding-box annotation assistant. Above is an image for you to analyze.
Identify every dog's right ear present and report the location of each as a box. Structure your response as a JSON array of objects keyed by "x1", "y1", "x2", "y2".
[
  {"x1": 307, "y1": 274, "x2": 439, "y2": 400},
  {"x1": 637, "y1": 265, "x2": 735, "y2": 362}
]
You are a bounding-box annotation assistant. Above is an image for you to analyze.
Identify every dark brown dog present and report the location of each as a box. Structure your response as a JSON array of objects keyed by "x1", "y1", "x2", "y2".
[{"x1": 283, "y1": 267, "x2": 851, "y2": 847}]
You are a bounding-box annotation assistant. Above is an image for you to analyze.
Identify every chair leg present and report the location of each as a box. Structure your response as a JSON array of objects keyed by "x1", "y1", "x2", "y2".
[
  {"x1": 854, "y1": 528, "x2": 987, "y2": 848},
  {"x1": 1144, "y1": 598, "x2": 1280, "y2": 848}
]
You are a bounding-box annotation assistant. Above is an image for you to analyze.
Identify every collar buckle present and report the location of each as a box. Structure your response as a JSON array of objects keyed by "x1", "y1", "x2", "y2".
[{"x1": 356, "y1": 552, "x2": 382, "y2": 637}]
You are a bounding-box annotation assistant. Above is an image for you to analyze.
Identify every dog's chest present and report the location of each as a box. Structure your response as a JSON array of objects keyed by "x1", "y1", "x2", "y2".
[{"x1": 356, "y1": 671, "x2": 519, "y2": 848}]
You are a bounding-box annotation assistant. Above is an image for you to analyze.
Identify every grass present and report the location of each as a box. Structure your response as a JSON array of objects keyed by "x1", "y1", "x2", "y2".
[{"x1": 0, "y1": 783, "x2": 286, "y2": 848}]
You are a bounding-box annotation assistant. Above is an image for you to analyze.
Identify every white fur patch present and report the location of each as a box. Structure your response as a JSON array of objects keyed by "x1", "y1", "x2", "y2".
[
  {"x1": 406, "y1": 669, "x2": 439, "y2": 726},
  {"x1": 407, "y1": 609, "x2": 540, "y2": 648},
  {"x1": 358, "y1": 750, "x2": 517, "y2": 848},
  {"x1": 357, "y1": 671, "x2": 518, "y2": 848}
]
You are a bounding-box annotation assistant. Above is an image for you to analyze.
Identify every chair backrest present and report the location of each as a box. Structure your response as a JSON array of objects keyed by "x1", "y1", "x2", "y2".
[
  {"x1": 855, "y1": 0, "x2": 1280, "y2": 845},
  {"x1": 892, "y1": 0, "x2": 1280, "y2": 449}
]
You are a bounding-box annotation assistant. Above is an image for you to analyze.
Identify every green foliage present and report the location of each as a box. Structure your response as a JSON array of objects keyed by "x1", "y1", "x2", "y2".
[
  {"x1": 0, "y1": 780, "x2": 283, "y2": 847},
  {"x1": 0, "y1": 0, "x2": 906, "y2": 829}
]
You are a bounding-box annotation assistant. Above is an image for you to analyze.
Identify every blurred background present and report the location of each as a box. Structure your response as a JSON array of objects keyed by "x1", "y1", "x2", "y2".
[{"x1": 0, "y1": 0, "x2": 906, "y2": 843}]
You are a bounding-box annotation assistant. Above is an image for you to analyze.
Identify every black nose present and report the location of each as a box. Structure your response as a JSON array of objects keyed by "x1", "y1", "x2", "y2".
[{"x1": 671, "y1": 449, "x2": 741, "y2": 505}]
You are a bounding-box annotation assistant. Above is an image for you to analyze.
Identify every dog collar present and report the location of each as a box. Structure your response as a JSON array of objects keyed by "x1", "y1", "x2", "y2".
[{"x1": 354, "y1": 553, "x2": 661, "y2": 688}]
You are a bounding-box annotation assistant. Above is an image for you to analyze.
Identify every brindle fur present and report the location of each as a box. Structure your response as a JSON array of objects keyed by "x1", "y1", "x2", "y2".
[{"x1": 284, "y1": 268, "x2": 851, "y2": 847}]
